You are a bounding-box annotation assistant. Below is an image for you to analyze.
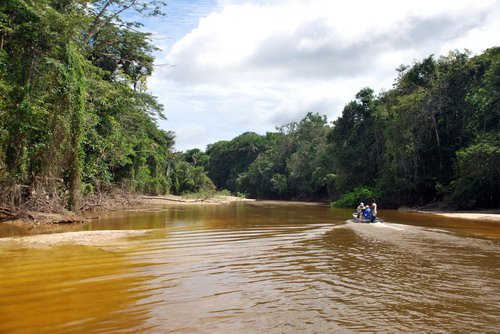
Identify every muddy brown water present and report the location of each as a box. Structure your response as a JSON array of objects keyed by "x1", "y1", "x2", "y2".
[{"x1": 1, "y1": 202, "x2": 499, "y2": 333}]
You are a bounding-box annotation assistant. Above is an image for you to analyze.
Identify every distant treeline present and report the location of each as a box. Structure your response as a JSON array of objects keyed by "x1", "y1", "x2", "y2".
[
  {"x1": 186, "y1": 48, "x2": 499, "y2": 209},
  {"x1": 0, "y1": 0, "x2": 214, "y2": 210}
]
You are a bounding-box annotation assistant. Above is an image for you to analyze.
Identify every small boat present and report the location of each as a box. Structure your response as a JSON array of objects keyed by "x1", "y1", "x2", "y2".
[{"x1": 351, "y1": 213, "x2": 383, "y2": 223}]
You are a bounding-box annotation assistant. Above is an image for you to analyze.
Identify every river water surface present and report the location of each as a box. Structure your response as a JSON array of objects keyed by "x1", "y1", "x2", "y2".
[{"x1": 1, "y1": 202, "x2": 499, "y2": 333}]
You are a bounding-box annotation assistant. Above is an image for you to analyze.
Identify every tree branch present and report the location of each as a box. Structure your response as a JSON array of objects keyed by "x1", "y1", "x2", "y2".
[{"x1": 86, "y1": 0, "x2": 138, "y2": 43}]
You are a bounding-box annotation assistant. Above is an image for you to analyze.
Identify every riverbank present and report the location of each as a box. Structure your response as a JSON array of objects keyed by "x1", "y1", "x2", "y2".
[
  {"x1": 418, "y1": 211, "x2": 500, "y2": 221},
  {"x1": 0, "y1": 194, "x2": 253, "y2": 238},
  {"x1": 0, "y1": 230, "x2": 153, "y2": 249},
  {"x1": 135, "y1": 194, "x2": 253, "y2": 206},
  {"x1": 1, "y1": 196, "x2": 499, "y2": 246},
  {"x1": 396, "y1": 206, "x2": 500, "y2": 221}
]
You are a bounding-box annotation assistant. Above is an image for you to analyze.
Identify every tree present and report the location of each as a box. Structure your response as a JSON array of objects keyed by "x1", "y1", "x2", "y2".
[
  {"x1": 446, "y1": 135, "x2": 500, "y2": 209},
  {"x1": 211, "y1": 48, "x2": 499, "y2": 208},
  {"x1": 170, "y1": 159, "x2": 214, "y2": 195},
  {"x1": 327, "y1": 88, "x2": 382, "y2": 196},
  {"x1": 0, "y1": 0, "x2": 186, "y2": 210},
  {"x1": 206, "y1": 132, "x2": 269, "y2": 192},
  {"x1": 235, "y1": 113, "x2": 332, "y2": 200},
  {"x1": 183, "y1": 148, "x2": 209, "y2": 169},
  {"x1": 286, "y1": 113, "x2": 331, "y2": 198}
]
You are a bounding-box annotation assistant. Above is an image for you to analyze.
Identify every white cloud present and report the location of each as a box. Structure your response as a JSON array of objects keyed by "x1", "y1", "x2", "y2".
[
  {"x1": 149, "y1": 0, "x2": 500, "y2": 151},
  {"x1": 170, "y1": 123, "x2": 210, "y2": 151}
]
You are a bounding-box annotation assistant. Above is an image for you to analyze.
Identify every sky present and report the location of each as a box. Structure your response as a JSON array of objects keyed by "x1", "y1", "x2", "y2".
[{"x1": 143, "y1": 0, "x2": 500, "y2": 151}]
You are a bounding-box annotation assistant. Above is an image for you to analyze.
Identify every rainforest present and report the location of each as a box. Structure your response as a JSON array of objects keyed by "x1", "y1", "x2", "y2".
[{"x1": 0, "y1": 0, "x2": 498, "y2": 212}]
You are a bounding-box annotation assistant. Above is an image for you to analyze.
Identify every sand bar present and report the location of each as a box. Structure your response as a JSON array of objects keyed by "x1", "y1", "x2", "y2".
[
  {"x1": 420, "y1": 211, "x2": 500, "y2": 221},
  {"x1": 0, "y1": 230, "x2": 152, "y2": 248}
]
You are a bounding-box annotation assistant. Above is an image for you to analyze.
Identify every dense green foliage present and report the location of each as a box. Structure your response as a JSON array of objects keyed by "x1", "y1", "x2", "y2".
[
  {"x1": 204, "y1": 49, "x2": 499, "y2": 209},
  {"x1": 203, "y1": 113, "x2": 332, "y2": 200},
  {"x1": 235, "y1": 113, "x2": 331, "y2": 200},
  {"x1": 170, "y1": 153, "x2": 214, "y2": 195},
  {"x1": 1, "y1": 2, "x2": 497, "y2": 211},
  {"x1": 446, "y1": 135, "x2": 499, "y2": 208},
  {"x1": 331, "y1": 187, "x2": 378, "y2": 208},
  {"x1": 0, "y1": 0, "x2": 213, "y2": 209},
  {"x1": 206, "y1": 132, "x2": 270, "y2": 193}
]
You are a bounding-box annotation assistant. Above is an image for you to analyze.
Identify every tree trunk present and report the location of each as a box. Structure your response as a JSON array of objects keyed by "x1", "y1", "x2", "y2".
[
  {"x1": 67, "y1": 142, "x2": 81, "y2": 211},
  {"x1": 431, "y1": 112, "x2": 443, "y2": 173},
  {"x1": 65, "y1": 42, "x2": 86, "y2": 211}
]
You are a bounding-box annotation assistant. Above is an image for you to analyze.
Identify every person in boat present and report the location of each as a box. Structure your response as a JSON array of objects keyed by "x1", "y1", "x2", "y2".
[
  {"x1": 362, "y1": 206, "x2": 372, "y2": 220},
  {"x1": 356, "y1": 202, "x2": 365, "y2": 218},
  {"x1": 370, "y1": 199, "x2": 378, "y2": 223}
]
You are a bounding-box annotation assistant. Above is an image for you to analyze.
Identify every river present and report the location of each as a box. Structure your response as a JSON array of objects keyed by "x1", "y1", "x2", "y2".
[{"x1": 1, "y1": 201, "x2": 499, "y2": 333}]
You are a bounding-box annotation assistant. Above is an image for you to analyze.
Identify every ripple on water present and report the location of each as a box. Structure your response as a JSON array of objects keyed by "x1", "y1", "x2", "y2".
[
  {"x1": 1, "y1": 207, "x2": 499, "y2": 334},
  {"x1": 109, "y1": 222, "x2": 497, "y2": 333}
]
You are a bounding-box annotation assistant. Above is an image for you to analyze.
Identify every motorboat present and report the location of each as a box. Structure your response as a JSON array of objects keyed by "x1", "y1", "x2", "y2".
[{"x1": 351, "y1": 212, "x2": 383, "y2": 223}]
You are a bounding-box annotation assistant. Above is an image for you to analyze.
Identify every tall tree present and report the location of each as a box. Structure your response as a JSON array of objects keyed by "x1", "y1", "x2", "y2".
[
  {"x1": 206, "y1": 132, "x2": 269, "y2": 192},
  {"x1": 327, "y1": 88, "x2": 382, "y2": 195},
  {"x1": 0, "y1": 0, "x2": 182, "y2": 210}
]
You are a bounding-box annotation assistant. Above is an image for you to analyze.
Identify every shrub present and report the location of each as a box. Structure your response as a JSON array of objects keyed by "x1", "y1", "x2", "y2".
[
  {"x1": 217, "y1": 189, "x2": 232, "y2": 196},
  {"x1": 331, "y1": 187, "x2": 377, "y2": 208}
]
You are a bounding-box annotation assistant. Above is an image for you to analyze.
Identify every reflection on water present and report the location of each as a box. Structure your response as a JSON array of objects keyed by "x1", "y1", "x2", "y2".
[
  {"x1": 1, "y1": 202, "x2": 499, "y2": 333},
  {"x1": 0, "y1": 245, "x2": 158, "y2": 333}
]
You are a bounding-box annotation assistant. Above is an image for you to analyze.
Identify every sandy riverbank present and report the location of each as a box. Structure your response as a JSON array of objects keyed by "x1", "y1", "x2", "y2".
[
  {"x1": 0, "y1": 230, "x2": 153, "y2": 249},
  {"x1": 135, "y1": 194, "x2": 253, "y2": 206},
  {"x1": 0, "y1": 194, "x2": 253, "y2": 238},
  {"x1": 397, "y1": 205, "x2": 500, "y2": 222},
  {"x1": 1, "y1": 196, "x2": 499, "y2": 246},
  {"x1": 418, "y1": 211, "x2": 500, "y2": 221}
]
